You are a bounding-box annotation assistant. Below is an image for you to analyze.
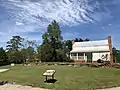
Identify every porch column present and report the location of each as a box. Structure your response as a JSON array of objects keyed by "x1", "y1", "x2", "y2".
[
  {"x1": 77, "y1": 53, "x2": 78, "y2": 60},
  {"x1": 84, "y1": 53, "x2": 86, "y2": 60},
  {"x1": 70, "y1": 53, "x2": 71, "y2": 59}
]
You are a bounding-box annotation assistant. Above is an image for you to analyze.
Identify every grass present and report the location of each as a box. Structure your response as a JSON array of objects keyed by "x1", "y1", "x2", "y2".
[{"x1": 0, "y1": 65, "x2": 120, "y2": 90}]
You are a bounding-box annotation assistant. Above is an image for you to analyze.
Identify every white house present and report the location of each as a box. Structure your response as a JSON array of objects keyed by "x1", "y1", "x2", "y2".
[{"x1": 70, "y1": 36, "x2": 114, "y2": 63}]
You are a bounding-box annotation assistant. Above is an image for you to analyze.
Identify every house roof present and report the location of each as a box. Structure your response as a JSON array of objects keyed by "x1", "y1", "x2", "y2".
[
  {"x1": 70, "y1": 39, "x2": 110, "y2": 52},
  {"x1": 73, "y1": 40, "x2": 108, "y2": 47}
]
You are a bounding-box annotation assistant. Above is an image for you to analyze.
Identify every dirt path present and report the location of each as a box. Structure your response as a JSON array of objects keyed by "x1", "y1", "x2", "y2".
[
  {"x1": 1, "y1": 84, "x2": 120, "y2": 90},
  {"x1": 0, "y1": 69, "x2": 9, "y2": 73},
  {"x1": 0, "y1": 84, "x2": 50, "y2": 90}
]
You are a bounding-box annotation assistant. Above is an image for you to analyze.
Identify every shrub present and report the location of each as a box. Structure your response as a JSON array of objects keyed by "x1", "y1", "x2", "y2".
[{"x1": 97, "y1": 59, "x2": 103, "y2": 63}]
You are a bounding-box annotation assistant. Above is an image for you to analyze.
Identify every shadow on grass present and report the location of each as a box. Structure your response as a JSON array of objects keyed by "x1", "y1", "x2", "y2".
[{"x1": 44, "y1": 79, "x2": 57, "y2": 83}]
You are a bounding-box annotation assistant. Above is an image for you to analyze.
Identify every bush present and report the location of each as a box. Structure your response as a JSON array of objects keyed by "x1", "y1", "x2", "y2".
[
  {"x1": 56, "y1": 49, "x2": 70, "y2": 62},
  {"x1": 116, "y1": 55, "x2": 120, "y2": 63},
  {"x1": 97, "y1": 59, "x2": 103, "y2": 63}
]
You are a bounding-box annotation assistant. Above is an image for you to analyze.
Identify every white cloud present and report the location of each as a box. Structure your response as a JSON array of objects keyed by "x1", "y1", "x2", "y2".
[
  {"x1": 16, "y1": 22, "x2": 24, "y2": 26},
  {"x1": 2, "y1": 0, "x2": 99, "y2": 27},
  {"x1": 0, "y1": 0, "x2": 113, "y2": 48}
]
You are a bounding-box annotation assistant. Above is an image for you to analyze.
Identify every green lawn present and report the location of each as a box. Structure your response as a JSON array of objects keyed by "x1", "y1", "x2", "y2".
[{"x1": 0, "y1": 65, "x2": 120, "y2": 90}]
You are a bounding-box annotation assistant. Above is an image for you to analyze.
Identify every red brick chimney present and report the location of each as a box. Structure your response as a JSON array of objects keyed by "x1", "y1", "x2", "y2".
[
  {"x1": 108, "y1": 36, "x2": 113, "y2": 63},
  {"x1": 72, "y1": 40, "x2": 75, "y2": 49},
  {"x1": 72, "y1": 40, "x2": 75, "y2": 45}
]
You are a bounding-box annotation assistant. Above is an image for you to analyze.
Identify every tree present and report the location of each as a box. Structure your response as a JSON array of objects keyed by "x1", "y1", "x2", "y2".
[
  {"x1": 112, "y1": 47, "x2": 117, "y2": 56},
  {"x1": 41, "y1": 20, "x2": 63, "y2": 62},
  {"x1": 74, "y1": 38, "x2": 84, "y2": 42},
  {"x1": 74, "y1": 38, "x2": 90, "y2": 42},
  {"x1": 78, "y1": 38, "x2": 84, "y2": 42},
  {"x1": 37, "y1": 45, "x2": 41, "y2": 61},
  {"x1": 84, "y1": 38, "x2": 90, "y2": 41},
  {"x1": 0, "y1": 47, "x2": 8, "y2": 65},
  {"x1": 63, "y1": 40, "x2": 72, "y2": 57},
  {"x1": 116, "y1": 50, "x2": 120, "y2": 63},
  {"x1": 6, "y1": 36, "x2": 24, "y2": 52},
  {"x1": 20, "y1": 48, "x2": 27, "y2": 64},
  {"x1": 6, "y1": 36, "x2": 24, "y2": 64},
  {"x1": 20, "y1": 39, "x2": 37, "y2": 64},
  {"x1": 26, "y1": 46, "x2": 35, "y2": 62},
  {"x1": 112, "y1": 47, "x2": 120, "y2": 63},
  {"x1": 40, "y1": 43, "x2": 53, "y2": 62},
  {"x1": 64, "y1": 40, "x2": 72, "y2": 51},
  {"x1": 75, "y1": 38, "x2": 79, "y2": 42}
]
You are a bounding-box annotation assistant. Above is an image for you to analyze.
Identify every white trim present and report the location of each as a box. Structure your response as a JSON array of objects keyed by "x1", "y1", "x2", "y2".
[
  {"x1": 77, "y1": 53, "x2": 78, "y2": 60},
  {"x1": 84, "y1": 53, "x2": 85, "y2": 60}
]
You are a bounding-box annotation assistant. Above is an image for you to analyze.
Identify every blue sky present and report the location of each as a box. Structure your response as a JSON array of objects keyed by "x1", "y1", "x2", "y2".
[{"x1": 0, "y1": 0, "x2": 120, "y2": 49}]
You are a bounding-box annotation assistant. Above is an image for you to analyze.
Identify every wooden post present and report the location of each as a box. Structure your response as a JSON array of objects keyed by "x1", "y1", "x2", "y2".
[
  {"x1": 52, "y1": 75, "x2": 54, "y2": 79},
  {"x1": 108, "y1": 36, "x2": 113, "y2": 63},
  {"x1": 46, "y1": 76, "x2": 47, "y2": 81}
]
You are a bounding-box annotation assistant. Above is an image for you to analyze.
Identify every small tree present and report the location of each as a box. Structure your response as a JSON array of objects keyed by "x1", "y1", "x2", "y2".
[
  {"x1": 21, "y1": 39, "x2": 37, "y2": 64},
  {"x1": 26, "y1": 46, "x2": 35, "y2": 62}
]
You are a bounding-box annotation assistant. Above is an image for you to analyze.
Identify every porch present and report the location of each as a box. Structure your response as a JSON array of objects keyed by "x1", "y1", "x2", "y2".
[{"x1": 70, "y1": 52, "x2": 92, "y2": 62}]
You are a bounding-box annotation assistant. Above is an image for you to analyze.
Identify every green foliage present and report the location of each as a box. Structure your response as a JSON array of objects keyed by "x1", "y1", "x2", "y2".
[
  {"x1": 41, "y1": 20, "x2": 69, "y2": 62},
  {"x1": 6, "y1": 36, "x2": 37, "y2": 64},
  {"x1": 112, "y1": 47, "x2": 120, "y2": 63},
  {"x1": 7, "y1": 51, "x2": 23, "y2": 64},
  {"x1": 20, "y1": 48, "x2": 27, "y2": 64},
  {"x1": 115, "y1": 49, "x2": 120, "y2": 63},
  {"x1": 40, "y1": 43, "x2": 53, "y2": 62},
  {"x1": 0, "y1": 47, "x2": 9, "y2": 66},
  {"x1": 74, "y1": 38, "x2": 90, "y2": 42},
  {"x1": 25, "y1": 46, "x2": 35, "y2": 62},
  {"x1": 6, "y1": 36, "x2": 24, "y2": 52},
  {"x1": 116, "y1": 55, "x2": 120, "y2": 63},
  {"x1": 63, "y1": 40, "x2": 72, "y2": 51},
  {"x1": 6, "y1": 36, "x2": 24, "y2": 64},
  {"x1": 42, "y1": 20, "x2": 62, "y2": 46},
  {"x1": 37, "y1": 45, "x2": 41, "y2": 61},
  {"x1": 56, "y1": 49, "x2": 70, "y2": 62}
]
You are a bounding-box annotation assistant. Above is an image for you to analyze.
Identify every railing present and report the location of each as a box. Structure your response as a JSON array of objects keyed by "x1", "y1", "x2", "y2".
[
  {"x1": 71, "y1": 56, "x2": 77, "y2": 60},
  {"x1": 71, "y1": 56, "x2": 87, "y2": 60},
  {"x1": 78, "y1": 56, "x2": 84, "y2": 60}
]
